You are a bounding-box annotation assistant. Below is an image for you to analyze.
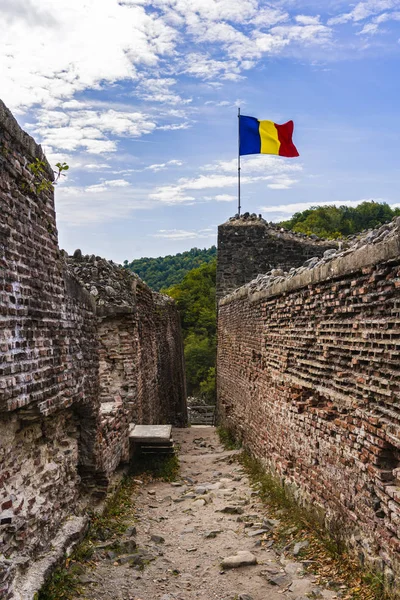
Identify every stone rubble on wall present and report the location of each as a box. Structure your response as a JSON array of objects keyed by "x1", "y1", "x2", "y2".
[
  {"x1": 231, "y1": 216, "x2": 400, "y2": 298},
  {"x1": 67, "y1": 250, "x2": 138, "y2": 312},
  {"x1": 216, "y1": 214, "x2": 339, "y2": 301}
]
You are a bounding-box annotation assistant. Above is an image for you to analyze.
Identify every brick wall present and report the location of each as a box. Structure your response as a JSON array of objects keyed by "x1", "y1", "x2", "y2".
[
  {"x1": 135, "y1": 284, "x2": 187, "y2": 427},
  {"x1": 68, "y1": 256, "x2": 188, "y2": 487},
  {"x1": 0, "y1": 100, "x2": 102, "y2": 599},
  {"x1": 0, "y1": 100, "x2": 187, "y2": 598},
  {"x1": 216, "y1": 215, "x2": 338, "y2": 301},
  {"x1": 217, "y1": 222, "x2": 400, "y2": 589},
  {"x1": 153, "y1": 292, "x2": 187, "y2": 427}
]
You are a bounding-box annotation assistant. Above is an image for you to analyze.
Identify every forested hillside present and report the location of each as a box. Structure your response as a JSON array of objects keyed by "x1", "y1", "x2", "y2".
[
  {"x1": 124, "y1": 246, "x2": 216, "y2": 291},
  {"x1": 279, "y1": 201, "x2": 400, "y2": 239},
  {"x1": 165, "y1": 260, "x2": 216, "y2": 403}
]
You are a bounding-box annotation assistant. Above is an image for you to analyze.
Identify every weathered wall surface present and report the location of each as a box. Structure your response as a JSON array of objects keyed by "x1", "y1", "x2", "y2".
[
  {"x1": 135, "y1": 284, "x2": 187, "y2": 427},
  {"x1": 217, "y1": 219, "x2": 400, "y2": 588},
  {"x1": 216, "y1": 214, "x2": 338, "y2": 301},
  {"x1": 0, "y1": 100, "x2": 101, "y2": 599},
  {"x1": 0, "y1": 104, "x2": 99, "y2": 598},
  {"x1": 153, "y1": 293, "x2": 187, "y2": 427},
  {"x1": 68, "y1": 255, "x2": 188, "y2": 484},
  {"x1": 0, "y1": 100, "x2": 186, "y2": 599}
]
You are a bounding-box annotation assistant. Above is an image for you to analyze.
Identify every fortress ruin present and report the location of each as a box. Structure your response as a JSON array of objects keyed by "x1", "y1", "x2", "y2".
[
  {"x1": 2, "y1": 97, "x2": 400, "y2": 598},
  {"x1": 217, "y1": 214, "x2": 400, "y2": 589},
  {"x1": 0, "y1": 100, "x2": 186, "y2": 599}
]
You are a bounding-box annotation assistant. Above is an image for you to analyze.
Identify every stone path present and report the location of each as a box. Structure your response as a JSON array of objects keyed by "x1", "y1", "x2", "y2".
[{"x1": 74, "y1": 427, "x2": 338, "y2": 600}]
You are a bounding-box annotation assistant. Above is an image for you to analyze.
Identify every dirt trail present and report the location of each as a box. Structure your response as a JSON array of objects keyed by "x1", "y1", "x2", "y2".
[{"x1": 75, "y1": 427, "x2": 338, "y2": 600}]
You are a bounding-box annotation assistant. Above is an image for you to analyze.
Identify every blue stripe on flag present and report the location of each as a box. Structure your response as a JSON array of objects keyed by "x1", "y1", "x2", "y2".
[{"x1": 239, "y1": 115, "x2": 261, "y2": 156}]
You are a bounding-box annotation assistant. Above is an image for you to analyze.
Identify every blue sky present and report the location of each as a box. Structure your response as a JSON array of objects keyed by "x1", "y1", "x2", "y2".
[{"x1": 1, "y1": 0, "x2": 400, "y2": 262}]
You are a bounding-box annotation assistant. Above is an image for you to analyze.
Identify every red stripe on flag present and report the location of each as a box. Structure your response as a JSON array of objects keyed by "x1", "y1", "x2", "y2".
[{"x1": 275, "y1": 121, "x2": 299, "y2": 157}]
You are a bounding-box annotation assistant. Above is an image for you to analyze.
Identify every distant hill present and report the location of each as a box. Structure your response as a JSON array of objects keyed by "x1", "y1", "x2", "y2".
[{"x1": 123, "y1": 246, "x2": 217, "y2": 291}]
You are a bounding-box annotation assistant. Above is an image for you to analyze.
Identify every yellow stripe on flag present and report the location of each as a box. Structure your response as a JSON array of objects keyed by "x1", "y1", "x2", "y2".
[{"x1": 259, "y1": 120, "x2": 280, "y2": 155}]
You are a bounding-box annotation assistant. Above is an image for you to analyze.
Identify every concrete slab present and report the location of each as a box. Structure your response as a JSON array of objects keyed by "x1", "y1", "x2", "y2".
[{"x1": 129, "y1": 424, "x2": 172, "y2": 443}]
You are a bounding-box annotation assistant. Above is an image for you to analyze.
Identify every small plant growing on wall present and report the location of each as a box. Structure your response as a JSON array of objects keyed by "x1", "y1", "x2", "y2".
[{"x1": 28, "y1": 158, "x2": 69, "y2": 194}]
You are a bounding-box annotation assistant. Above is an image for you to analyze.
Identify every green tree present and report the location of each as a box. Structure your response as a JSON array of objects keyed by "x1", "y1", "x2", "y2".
[
  {"x1": 279, "y1": 201, "x2": 400, "y2": 239},
  {"x1": 124, "y1": 246, "x2": 217, "y2": 290},
  {"x1": 165, "y1": 260, "x2": 217, "y2": 402}
]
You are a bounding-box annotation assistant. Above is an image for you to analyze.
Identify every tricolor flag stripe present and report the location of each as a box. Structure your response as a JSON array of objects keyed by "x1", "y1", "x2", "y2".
[{"x1": 239, "y1": 115, "x2": 299, "y2": 157}]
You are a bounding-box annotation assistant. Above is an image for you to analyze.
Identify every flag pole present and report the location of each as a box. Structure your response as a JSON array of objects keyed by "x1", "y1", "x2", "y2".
[{"x1": 238, "y1": 106, "x2": 241, "y2": 216}]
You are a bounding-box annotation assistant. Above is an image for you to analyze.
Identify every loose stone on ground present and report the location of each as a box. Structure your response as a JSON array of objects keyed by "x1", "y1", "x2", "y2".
[{"x1": 71, "y1": 427, "x2": 344, "y2": 600}]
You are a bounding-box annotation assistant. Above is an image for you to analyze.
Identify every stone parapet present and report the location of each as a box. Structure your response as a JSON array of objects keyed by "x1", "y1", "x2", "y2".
[{"x1": 216, "y1": 213, "x2": 338, "y2": 301}]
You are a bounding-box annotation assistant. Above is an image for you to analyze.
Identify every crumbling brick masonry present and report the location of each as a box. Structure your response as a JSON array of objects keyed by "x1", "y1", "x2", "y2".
[
  {"x1": 217, "y1": 218, "x2": 400, "y2": 590},
  {"x1": 0, "y1": 100, "x2": 186, "y2": 599}
]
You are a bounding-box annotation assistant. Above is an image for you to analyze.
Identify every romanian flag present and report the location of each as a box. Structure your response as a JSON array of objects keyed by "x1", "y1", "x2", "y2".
[{"x1": 239, "y1": 115, "x2": 299, "y2": 157}]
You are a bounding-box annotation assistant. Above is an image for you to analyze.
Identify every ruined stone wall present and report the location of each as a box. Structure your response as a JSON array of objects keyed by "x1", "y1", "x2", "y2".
[
  {"x1": 0, "y1": 101, "x2": 100, "y2": 599},
  {"x1": 135, "y1": 280, "x2": 161, "y2": 425},
  {"x1": 0, "y1": 100, "x2": 187, "y2": 598},
  {"x1": 217, "y1": 220, "x2": 400, "y2": 588},
  {"x1": 67, "y1": 255, "x2": 187, "y2": 481},
  {"x1": 216, "y1": 215, "x2": 338, "y2": 301}
]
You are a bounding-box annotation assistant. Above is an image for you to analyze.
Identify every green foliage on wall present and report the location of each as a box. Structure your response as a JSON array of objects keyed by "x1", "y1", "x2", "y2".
[
  {"x1": 124, "y1": 246, "x2": 217, "y2": 291},
  {"x1": 164, "y1": 260, "x2": 217, "y2": 403},
  {"x1": 279, "y1": 201, "x2": 400, "y2": 239}
]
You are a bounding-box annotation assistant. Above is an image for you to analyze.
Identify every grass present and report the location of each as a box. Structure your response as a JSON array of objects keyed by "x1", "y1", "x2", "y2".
[
  {"x1": 216, "y1": 426, "x2": 242, "y2": 450},
  {"x1": 37, "y1": 476, "x2": 137, "y2": 600},
  {"x1": 38, "y1": 453, "x2": 180, "y2": 600},
  {"x1": 217, "y1": 427, "x2": 397, "y2": 600},
  {"x1": 130, "y1": 453, "x2": 180, "y2": 482}
]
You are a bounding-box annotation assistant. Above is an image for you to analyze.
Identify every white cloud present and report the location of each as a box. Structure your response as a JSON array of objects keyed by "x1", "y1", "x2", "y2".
[
  {"x1": 152, "y1": 228, "x2": 215, "y2": 240},
  {"x1": 136, "y1": 77, "x2": 192, "y2": 105},
  {"x1": 32, "y1": 107, "x2": 157, "y2": 154},
  {"x1": 151, "y1": 0, "x2": 328, "y2": 65},
  {"x1": 158, "y1": 122, "x2": 192, "y2": 130},
  {"x1": 151, "y1": 0, "x2": 259, "y2": 24},
  {"x1": 149, "y1": 186, "x2": 196, "y2": 204},
  {"x1": 267, "y1": 177, "x2": 299, "y2": 190},
  {"x1": 85, "y1": 179, "x2": 130, "y2": 193},
  {"x1": 1, "y1": 0, "x2": 56, "y2": 27},
  {"x1": 359, "y1": 22, "x2": 381, "y2": 33},
  {"x1": 182, "y1": 53, "x2": 247, "y2": 81},
  {"x1": 145, "y1": 160, "x2": 183, "y2": 171},
  {"x1": 376, "y1": 9, "x2": 400, "y2": 22},
  {"x1": 252, "y1": 8, "x2": 289, "y2": 28},
  {"x1": 328, "y1": 0, "x2": 400, "y2": 25},
  {"x1": 269, "y1": 23, "x2": 332, "y2": 45},
  {"x1": 205, "y1": 100, "x2": 231, "y2": 106},
  {"x1": 0, "y1": 0, "x2": 177, "y2": 111},
  {"x1": 214, "y1": 194, "x2": 236, "y2": 201},
  {"x1": 149, "y1": 155, "x2": 302, "y2": 204},
  {"x1": 357, "y1": 9, "x2": 400, "y2": 33},
  {"x1": 85, "y1": 184, "x2": 108, "y2": 194},
  {"x1": 105, "y1": 179, "x2": 131, "y2": 187},
  {"x1": 295, "y1": 15, "x2": 322, "y2": 26},
  {"x1": 85, "y1": 163, "x2": 112, "y2": 171},
  {"x1": 202, "y1": 155, "x2": 303, "y2": 175},
  {"x1": 56, "y1": 183, "x2": 152, "y2": 225},
  {"x1": 2, "y1": 0, "x2": 399, "y2": 126}
]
